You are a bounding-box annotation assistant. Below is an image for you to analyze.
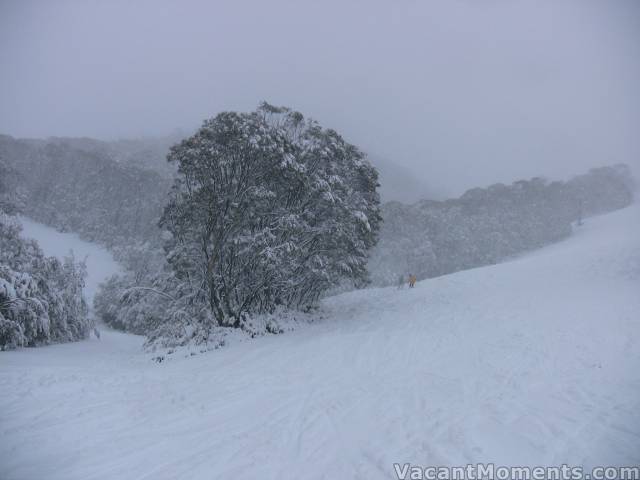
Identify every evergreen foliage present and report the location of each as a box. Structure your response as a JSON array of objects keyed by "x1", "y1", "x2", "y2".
[
  {"x1": 159, "y1": 103, "x2": 381, "y2": 329},
  {"x1": 0, "y1": 214, "x2": 89, "y2": 350}
]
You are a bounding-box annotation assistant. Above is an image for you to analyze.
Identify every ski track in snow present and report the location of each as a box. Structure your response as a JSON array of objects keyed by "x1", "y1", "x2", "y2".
[{"x1": 1, "y1": 207, "x2": 640, "y2": 479}]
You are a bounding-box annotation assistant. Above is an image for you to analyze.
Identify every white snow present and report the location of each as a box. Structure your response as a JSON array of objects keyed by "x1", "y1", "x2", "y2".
[
  {"x1": 1, "y1": 206, "x2": 640, "y2": 479},
  {"x1": 18, "y1": 217, "x2": 121, "y2": 305}
]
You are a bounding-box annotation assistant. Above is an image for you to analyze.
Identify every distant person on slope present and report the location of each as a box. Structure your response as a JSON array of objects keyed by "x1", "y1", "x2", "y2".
[{"x1": 409, "y1": 274, "x2": 417, "y2": 288}]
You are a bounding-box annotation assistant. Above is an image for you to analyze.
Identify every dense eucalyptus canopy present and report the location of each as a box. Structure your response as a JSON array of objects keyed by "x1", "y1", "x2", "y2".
[{"x1": 160, "y1": 103, "x2": 381, "y2": 327}]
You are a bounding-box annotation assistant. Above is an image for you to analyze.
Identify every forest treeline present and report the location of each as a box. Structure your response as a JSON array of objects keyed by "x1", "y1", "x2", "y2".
[
  {"x1": 370, "y1": 164, "x2": 635, "y2": 285},
  {"x1": 0, "y1": 110, "x2": 636, "y2": 349},
  {"x1": 0, "y1": 135, "x2": 171, "y2": 251}
]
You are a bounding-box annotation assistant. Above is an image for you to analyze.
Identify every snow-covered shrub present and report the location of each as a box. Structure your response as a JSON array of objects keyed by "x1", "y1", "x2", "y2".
[
  {"x1": 94, "y1": 272, "x2": 171, "y2": 335},
  {"x1": 94, "y1": 266, "x2": 213, "y2": 345},
  {"x1": 0, "y1": 213, "x2": 90, "y2": 350}
]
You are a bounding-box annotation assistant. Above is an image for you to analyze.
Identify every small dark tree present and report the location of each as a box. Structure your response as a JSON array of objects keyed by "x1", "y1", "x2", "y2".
[{"x1": 160, "y1": 103, "x2": 381, "y2": 328}]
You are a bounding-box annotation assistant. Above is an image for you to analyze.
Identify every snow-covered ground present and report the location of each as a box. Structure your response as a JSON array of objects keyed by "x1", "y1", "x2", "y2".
[
  {"x1": 1, "y1": 206, "x2": 639, "y2": 479},
  {"x1": 19, "y1": 217, "x2": 121, "y2": 305}
]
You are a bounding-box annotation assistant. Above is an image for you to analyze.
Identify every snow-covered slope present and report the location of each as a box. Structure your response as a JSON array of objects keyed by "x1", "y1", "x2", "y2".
[
  {"x1": 1, "y1": 206, "x2": 639, "y2": 479},
  {"x1": 19, "y1": 217, "x2": 121, "y2": 305}
]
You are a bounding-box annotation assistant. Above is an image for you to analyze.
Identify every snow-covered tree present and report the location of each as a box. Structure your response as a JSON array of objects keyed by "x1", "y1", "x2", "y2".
[{"x1": 159, "y1": 103, "x2": 381, "y2": 329}]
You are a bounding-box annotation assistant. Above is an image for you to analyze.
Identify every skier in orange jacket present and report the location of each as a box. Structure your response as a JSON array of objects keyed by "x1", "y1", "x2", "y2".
[{"x1": 409, "y1": 274, "x2": 417, "y2": 288}]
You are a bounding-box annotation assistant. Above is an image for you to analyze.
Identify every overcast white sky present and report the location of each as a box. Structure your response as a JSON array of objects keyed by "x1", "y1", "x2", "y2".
[{"x1": 1, "y1": 0, "x2": 638, "y2": 197}]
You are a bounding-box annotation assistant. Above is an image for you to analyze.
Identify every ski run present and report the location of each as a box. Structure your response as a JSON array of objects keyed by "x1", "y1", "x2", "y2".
[{"x1": 1, "y1": 204, "x2": 639, "y2": 480}]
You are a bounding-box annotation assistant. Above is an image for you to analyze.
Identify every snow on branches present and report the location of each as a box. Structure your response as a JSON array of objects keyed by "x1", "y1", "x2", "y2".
[
  {"x1": 157, "y1": 103, "x2": 381, "y2": 331},
  {"x1": 0, "y1": 214, "x2": 89, "y2": 349}
]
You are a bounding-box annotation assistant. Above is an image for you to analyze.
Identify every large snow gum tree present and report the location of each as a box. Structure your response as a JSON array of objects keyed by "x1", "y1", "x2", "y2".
[{"x1": 159, "y1": 103, "x2": 381, "y2": 328}]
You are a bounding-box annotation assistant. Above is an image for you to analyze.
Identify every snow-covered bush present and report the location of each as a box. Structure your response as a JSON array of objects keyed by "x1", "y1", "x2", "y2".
[
  {"x1": 94, "y1": 265, "x2": 215, "y2": 346},
  {"x1": 94, "y1": 271, "x2": 176, "y2": 335},
  {"x1": 0, "y1": 213, "x2": 90, "y2": 350}
]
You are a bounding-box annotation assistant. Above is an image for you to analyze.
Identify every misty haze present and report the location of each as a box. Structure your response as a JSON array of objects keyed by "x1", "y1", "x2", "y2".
[{"x1": 1, "y1": 1, "x2": 639, "y2": 479}]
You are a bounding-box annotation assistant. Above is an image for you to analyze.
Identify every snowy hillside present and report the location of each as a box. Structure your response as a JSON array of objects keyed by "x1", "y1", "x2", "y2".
[{"x1": 1, "y1": 205, "x2": 639, "y2": 479}]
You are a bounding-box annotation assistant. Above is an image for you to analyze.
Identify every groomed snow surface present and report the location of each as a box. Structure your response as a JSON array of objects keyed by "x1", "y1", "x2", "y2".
[{"x1": 1, "y1": 206, "x2": 639, "y2": 479}]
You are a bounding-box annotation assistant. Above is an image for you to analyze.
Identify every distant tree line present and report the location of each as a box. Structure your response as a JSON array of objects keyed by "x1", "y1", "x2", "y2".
[
  {"x1": 368, "y1": 164, "x2": 635, "y2": 286},
  {"x1": 8, "y1": 141, "x2": 169, "y2": 247}
]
